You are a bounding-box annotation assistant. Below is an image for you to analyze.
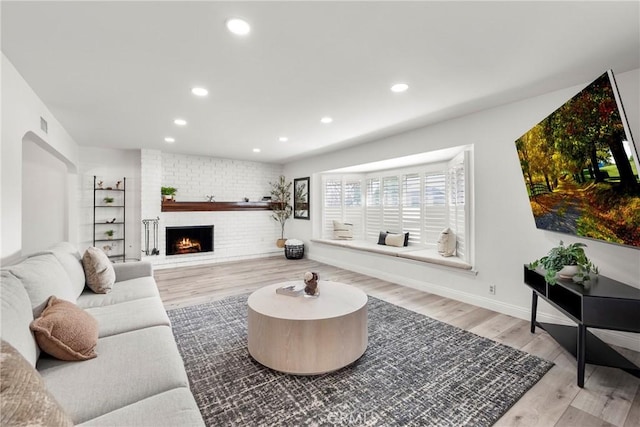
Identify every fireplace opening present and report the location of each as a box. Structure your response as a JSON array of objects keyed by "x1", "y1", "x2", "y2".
[{"x1": 166, "y1": 225, "x2": 214, "y2": 256}]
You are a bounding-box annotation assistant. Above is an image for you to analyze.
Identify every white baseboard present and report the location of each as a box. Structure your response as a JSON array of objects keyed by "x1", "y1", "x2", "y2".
[{"x1": 309, "y1": 252, "x2": 640, "y2": 353}]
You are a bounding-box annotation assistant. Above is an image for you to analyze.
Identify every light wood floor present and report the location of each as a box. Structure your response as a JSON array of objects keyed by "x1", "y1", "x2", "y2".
[{"x1": 155, "y1": 256, "x2": 640, "y2": 427}]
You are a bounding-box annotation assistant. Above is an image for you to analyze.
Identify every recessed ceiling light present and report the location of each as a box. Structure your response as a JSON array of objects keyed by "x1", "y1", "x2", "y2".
[
  {"x1": 391, "y1": 83, "x2": 409, "y2": 93},
  {"x1": 320, "y1": 117, "x2": 333, "y2": 124},
  {"x1": 164, "y1": 137, "x2": 175, "y2": 143},
  {"x1": 174, "y1": 118, "x2": 187, "y2": 126},
  {"x1": 253, "y1": 148, "x2": 261, "y2": 153},
  {"x1": 191, "y1": 87, "x2": 208, "y2": 97},
  {"x1": 279, "y1": 136, "x2": 288, "y2": 142},
  {"x1": 226, "y1": 18, "x2": 251, "y2": 36}
]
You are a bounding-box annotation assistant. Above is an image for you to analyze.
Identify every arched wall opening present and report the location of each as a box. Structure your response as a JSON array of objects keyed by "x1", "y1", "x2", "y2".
[{"x1": 21, "y1": 131, "x2": 75, "y2": 255}]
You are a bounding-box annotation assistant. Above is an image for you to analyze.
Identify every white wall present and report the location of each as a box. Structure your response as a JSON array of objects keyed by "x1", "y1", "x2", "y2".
[
  {"x1": 77, "y1": 147, "x2": 142, "y2": 258},
  {"x1": 1, "y1": 54, "x2": 79, "y2": 263},
  {"x1": 284, "y1": 68, "x2": 640, "y2": 350}
]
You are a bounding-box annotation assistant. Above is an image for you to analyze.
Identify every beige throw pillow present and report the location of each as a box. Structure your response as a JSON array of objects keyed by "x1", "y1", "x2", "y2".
[
  {"x1": 1, "y1": 340, "x2": 74, "y2": 427},
  {"x1": 82, "y1": 246, "x2": 115, "y2": 293},
  {"x1": 30, "y1": 296, "x2": 99, "y2": 361},
  {"x1": 385, "y1": 233, "x2": 405, "y2": 247},
  {"x1": 333, "y1": 220, "x2": 354, "y2": 240},
  {"x1": 437, "y1": 227, "x2": 457, "y2": 257}
]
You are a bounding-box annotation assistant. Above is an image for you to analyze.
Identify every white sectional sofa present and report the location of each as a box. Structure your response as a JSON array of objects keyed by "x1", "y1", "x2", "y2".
[{"x1": 0, "y1": 242, "x2": 204, "y2": 426}]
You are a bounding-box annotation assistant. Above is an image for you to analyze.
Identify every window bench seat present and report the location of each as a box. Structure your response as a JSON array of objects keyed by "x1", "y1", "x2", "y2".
[{"x1": 311, "y1": 239, "x2": 473, "y2": 271}]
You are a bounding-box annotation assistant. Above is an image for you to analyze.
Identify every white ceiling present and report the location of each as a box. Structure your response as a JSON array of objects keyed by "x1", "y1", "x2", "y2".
[{"x1": 2, "y1": 1, "x2": 639, "y2": 164}]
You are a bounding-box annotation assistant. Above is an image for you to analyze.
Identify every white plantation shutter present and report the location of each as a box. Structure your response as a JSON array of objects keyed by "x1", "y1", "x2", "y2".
[
  {"x1": 344, "y1": 180, "x2": 363, "y2": 239},
  {"x1": 424, "y1": 172, "x2": 446, "y2": 246},
  {"x1": 447, "y1": 152, "x2": 468, "y2": 260},
  {"x1": 365, "y1": 178, "x2": 381, "y2": 241},
  {"x1": 382, "y1": 176, "x2": 400, "y2": 233},
  {"x1": 402, "y1": 173, "x2": 421, "y2": 244},
  {"x1": 322, "y1": 178, "x2": 342, "y2": 239}
]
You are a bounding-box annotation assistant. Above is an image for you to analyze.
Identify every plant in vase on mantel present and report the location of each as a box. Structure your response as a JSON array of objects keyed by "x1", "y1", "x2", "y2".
[
  {"x1": 161, "y1": 186, "x2": 177, "y2": 202},
  {"x1": 528, "y1": 241, "x2": 598, "y2": 285}
]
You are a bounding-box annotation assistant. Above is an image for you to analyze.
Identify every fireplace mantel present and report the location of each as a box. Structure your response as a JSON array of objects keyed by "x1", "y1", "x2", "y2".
[{"x1": 161, "y1": 201, "x2": 275, "y2": 212}]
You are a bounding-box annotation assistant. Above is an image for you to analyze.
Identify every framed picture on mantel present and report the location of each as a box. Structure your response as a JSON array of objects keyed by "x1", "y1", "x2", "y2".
[{"x1": 294, "y1": 177, "x2": 310, "y2": 220}]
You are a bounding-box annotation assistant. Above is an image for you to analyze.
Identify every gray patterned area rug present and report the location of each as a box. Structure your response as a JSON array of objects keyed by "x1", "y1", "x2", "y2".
[{"x1": 168, "y1": 295, "x2": 553, "y2": 426}]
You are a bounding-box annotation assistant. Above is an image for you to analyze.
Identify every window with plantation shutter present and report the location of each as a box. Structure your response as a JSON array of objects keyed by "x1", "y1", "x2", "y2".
[
  {"x1": 424, "y1": 172, "x2": 446, "y2": 245},
  {"x1": 344, "y1": 180, "x2": 363, "y2": 238},
  {"x1": 447, "y1": 152, "x2": 468, "y2": 260},
  {"x1": 322, "y1": 178, "x2": 342, "y2": 239},
  {"x1": 382, "y1": 176, "x2": 400, "y2": 233},
  {"x1": 402, "y1": 174, "x2": 421, "y2": 244},
  {"x1": 365, "y1": 178, "x2": 381, "y2": 241},
  {"x1": 320, "y1": 146, "x2": 472, "y2": 264}
]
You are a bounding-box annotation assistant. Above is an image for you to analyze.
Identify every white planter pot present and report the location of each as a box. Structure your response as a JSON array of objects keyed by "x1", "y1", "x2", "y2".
[{"x1": 558, "y1": 265, "x2": 579, "y2": 279}]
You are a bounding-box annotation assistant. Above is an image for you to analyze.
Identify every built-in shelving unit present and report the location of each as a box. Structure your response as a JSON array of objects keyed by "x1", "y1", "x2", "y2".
[
  {"x1": 161, "y1": 201, "x2": 274, "y2": 212},
  {"x1": 93, "y1": 176, "x2": 126, "y2": 262}
]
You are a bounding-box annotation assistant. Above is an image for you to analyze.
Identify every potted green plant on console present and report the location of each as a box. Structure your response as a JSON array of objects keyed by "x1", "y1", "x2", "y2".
[
  {"x1": 269, "y1": 175, "x2": 292, "y2": 248},
  {"x1": 528, "y1": 241, "x2": 598, "y2": 285}
]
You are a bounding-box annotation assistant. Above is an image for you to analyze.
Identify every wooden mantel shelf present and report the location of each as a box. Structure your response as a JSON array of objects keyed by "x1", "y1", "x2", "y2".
[{"x1": 161, "y1": 201, "x2": 274, "y2": 212}]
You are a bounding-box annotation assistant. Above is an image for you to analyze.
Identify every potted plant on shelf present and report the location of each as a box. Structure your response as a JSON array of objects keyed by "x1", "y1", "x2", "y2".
[
  {"x1": 103, "y1": 196, "x2": 114, "y2": 205},
  {"x1": 161, "y1": 186, "x2": 177, "y2": 202},
  {"x1": 105, "y1": 230, "x2": 114, "y2": 240},
  {"x1": 269, "y1": 175, "x2": 292, "y2": 248},
  {"x1": 528, "y1": 241, "x2": 598, "y2": 285}
]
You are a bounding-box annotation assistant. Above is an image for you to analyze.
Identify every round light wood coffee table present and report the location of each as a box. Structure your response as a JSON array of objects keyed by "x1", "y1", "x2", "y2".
[{"x1": 247, "y1": 280, "x2": 368, "y2": 375}]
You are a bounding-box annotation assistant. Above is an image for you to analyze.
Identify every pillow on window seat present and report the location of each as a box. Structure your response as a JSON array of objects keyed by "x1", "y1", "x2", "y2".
[
  {"x1": 437, "y1": 227, "x2": 456, "y2": 257},
  {"x1": 385, "y1": 233, "x2": 406, "y2": 247},
  {"x1": 333, "y1": 221, "x2": 353, "y2": 240},
  {"x1": 378, "y1": 231, "x2": 409, "y2": 246}
]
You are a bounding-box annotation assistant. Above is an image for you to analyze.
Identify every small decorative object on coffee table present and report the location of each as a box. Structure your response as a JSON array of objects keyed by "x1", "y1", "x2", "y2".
[
  {"x1": 275, "y1": 283, "x2": 305, "y2": 297},
  {"x1": 304, "y1": 271, "x2": 319, "y2": 296}
]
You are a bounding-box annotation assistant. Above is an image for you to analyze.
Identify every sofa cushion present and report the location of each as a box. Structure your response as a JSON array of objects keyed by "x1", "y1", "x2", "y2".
[
  {"x1": 30, "y1": 296, "x2": 99, "y2": 361},
  {"x1": 46, "y1": 242, "x2": 87, "y2": 298},
  {"x1": 82, "y1": 247, "x2": 116, "y2": 293},
  {"x1": 0, "y1": 270, "x2": 39, "y2": 366},
  {"x1": 6, "y1": 253, "x2": 77, "y2": 317},
  {"x1": 0, "y1": 340, "x2": 73, "y2": 427},
  {"x1": 76, "y1": 388, "x2": 204, "y2": 427},
  {"x1": 37, "y1": 326, "x2": 190, "y2": 424},
  {"x1": 76, "y1": 276, "x2": 160, "y2": 309},
  {"x1": 85, "y1": 297, "x2": 171, "y2": 338}
]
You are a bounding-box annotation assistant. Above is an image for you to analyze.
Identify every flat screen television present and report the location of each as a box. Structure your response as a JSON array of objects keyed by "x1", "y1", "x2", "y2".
[{"x1": 515, "y1": 70, "x2": 640, "y2": 248}]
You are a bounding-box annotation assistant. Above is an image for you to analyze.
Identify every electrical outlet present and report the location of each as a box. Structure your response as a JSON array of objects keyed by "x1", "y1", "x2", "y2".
[{"x1": 489, "y1": 284, "x2": 496, "y2": 295}]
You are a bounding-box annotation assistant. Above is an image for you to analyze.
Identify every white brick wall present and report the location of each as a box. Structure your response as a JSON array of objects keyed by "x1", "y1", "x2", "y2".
[{"x1": 141, "y1": 150, "x2": 287, "y2": 267}]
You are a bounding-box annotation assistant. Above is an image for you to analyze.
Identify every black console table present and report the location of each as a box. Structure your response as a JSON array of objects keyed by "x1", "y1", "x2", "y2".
[{"x1": 524, "y1": 266, "x2": 640, "y2": 387}]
